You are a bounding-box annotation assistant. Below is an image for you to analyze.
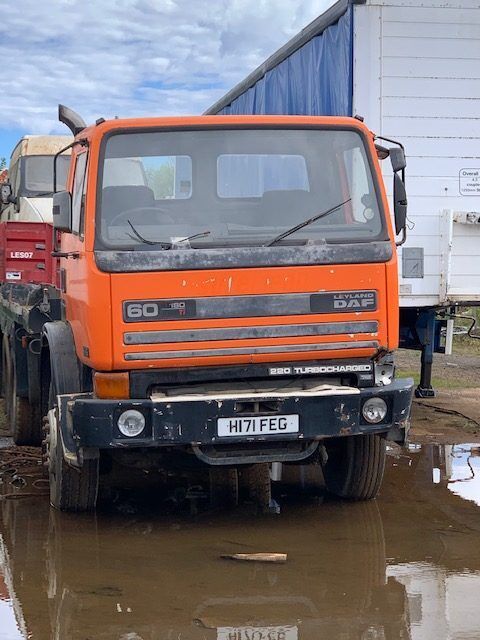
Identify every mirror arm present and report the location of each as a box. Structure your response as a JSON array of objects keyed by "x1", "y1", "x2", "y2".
[
  {"x1": 51, "y1": 250, "x2": 80, "y2": 259},
  {"x1": 396, "y1": 226, "x2": 407, "y2": 247},
  {"x1": 375, "y1": 134, "x2": 405, "y2": 153},
  {"x1": 53, "y1": 140, "x2": 82, "y2": 193}
]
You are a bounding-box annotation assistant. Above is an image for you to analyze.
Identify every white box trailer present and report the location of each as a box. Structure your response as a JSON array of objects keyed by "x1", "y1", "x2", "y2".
[
  {"x1": 354, "y1": 0, "x2": 480, "y2": 308},
  {"x1": 206, "y1": 0, "x2": 480, "y2": 395}
]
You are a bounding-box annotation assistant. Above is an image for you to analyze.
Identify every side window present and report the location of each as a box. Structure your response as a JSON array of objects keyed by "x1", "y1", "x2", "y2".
[
  {"x1": 9, "y1": 160, "x2": 19, "y2": 195},
  {"x1": 342, "y1": 146, "x2": 378, "y2": 225},
  {"x1": 71, "y1": 152, "x2": 87, "y2": 236}
]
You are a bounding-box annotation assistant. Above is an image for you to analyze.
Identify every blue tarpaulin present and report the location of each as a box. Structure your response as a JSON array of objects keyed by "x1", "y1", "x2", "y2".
[{"x1": 215, "y1": 5, "x2": 353, "y2": 117}]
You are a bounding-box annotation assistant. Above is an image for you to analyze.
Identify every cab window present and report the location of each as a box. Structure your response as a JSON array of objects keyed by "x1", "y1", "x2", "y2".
[{"x1": 71, "y1": 152, "x2": 87, "y2": 236}]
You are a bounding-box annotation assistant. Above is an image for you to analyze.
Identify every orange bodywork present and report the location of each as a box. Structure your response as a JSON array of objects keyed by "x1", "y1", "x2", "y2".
[{"x1": 60, "y1": 115, "x2": 399, "y2": 373}]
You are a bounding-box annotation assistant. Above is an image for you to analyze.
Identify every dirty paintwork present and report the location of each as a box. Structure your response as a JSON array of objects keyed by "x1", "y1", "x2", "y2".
[{"x1": 94, "y1": 241, "x2": 393, "y2": 273}]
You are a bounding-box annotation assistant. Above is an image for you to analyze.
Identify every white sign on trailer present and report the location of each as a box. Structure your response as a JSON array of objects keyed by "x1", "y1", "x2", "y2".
[{"x1": 459, "y1": 169, "x2": 480, "y2": 196}]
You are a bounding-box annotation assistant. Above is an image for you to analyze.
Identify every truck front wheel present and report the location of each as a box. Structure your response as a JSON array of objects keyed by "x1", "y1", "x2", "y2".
[
  {"x1": 322, "y1": 434, "x2": 386, "y2": 501},
  {"x1": 47, "y1": 353, "x2": 99, "y2": 512},
  {"x1": 47, "y1": 392, "x2": 99, "y2": 512}
]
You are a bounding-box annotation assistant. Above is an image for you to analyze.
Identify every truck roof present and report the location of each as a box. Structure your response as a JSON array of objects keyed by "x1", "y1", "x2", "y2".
[
  {"x1": 79, "y1": 113, "x2": 372, "y2": 141},
  {"x1": 10, "y1": 135, "x2": 72, "y2": 162}
]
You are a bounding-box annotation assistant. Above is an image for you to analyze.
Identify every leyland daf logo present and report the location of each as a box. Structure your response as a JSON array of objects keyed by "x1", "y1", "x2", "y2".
[
  {"x1": 333, "y1": 291, "x2": 376, "y2": 310},
  {"x1": 310, "y1": 290, "x2": 377, "y2": 313}
]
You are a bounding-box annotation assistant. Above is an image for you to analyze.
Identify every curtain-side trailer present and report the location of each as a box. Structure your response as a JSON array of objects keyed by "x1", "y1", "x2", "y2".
[{"x1": 206, "y1": 0, "x2": 480, "y2": 396}]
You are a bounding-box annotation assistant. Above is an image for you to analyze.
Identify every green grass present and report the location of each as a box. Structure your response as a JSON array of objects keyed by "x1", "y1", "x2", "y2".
[
  {"x1": 395, "y1": 368, "x2": 476, "y2": 389},
  {"x1": 451, "y1": 307, "x2": 480, "y2": 355}
]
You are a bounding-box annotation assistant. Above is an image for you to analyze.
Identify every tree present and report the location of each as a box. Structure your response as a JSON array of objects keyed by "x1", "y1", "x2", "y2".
[
  {"x1": 0, "y1": 157, "x2": 6, "y2": 170},
  {"x1": 145, "y1": 162, "x2": 175, "y2": 199}
]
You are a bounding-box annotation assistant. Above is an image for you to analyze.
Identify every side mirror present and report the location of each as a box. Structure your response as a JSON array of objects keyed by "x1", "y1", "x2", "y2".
[
  {"x1": 1, "y1": 183, "x2": 12, "y2": 205},
  {"x1": 390, "y1": 147, "x2": 406, "y2": 173},
  {"x1": 52, "y1": 191, "x2": 72, "y2": 232},
  {"x1": 375, "y1": 144, "x2": 389, "y2": 161},
  {"x1": 393, "y1": 173, "x2": 407, "y2": 235}
]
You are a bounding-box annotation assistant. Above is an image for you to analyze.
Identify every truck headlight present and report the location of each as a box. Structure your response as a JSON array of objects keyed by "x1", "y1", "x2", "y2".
[
  {"x1": 117, "y1": 409, "x2": 145, "y2": 437},
  {"x1": 362, "y1": 397, "x2": 387, "y2": 424}
]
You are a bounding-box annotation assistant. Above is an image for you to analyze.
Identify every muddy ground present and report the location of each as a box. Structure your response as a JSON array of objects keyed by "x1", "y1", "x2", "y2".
[
  {"x1": 396, "y1": 348, "x2": 480, "y2": 444},
  {"x1": 1, "y1": 350, "x2": 480, "y2": 639}
]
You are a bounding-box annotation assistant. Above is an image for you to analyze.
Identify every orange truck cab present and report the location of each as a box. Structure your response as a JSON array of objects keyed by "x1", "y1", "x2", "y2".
[{"x1": 1, "y1": 105, "x2": 413, "y2": 511}]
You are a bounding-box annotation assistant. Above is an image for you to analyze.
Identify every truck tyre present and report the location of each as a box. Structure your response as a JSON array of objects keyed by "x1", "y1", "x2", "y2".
[
  {"x1": 48, "y1": 382, "x2": 99, "y2": 512},
  {"x1": 2, "y1": 334, "x2": 11, "y2": 412},
  {"x1": 8, "y1": 344, "x2": 42, "y2": 447},
  {"x1": 209, "y1": 467, "x2": 239, "y2": 508},
  {"x1": 240, "y1": 463, "x2": 271, "y2": 509},
  {"x1": 5, "y1": 333, "x2": 40, "y2": 446},
  {"x1": 0, "y1": 331, "x2": 3, "y2": 399},
  {"x1": 44, "y1": 323, "x2": 99, "y2": 512},
  {"x1": 322, "y1": 434, "x2": 386, "y2": 500}
]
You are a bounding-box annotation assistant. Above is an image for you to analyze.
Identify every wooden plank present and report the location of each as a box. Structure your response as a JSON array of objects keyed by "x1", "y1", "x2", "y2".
[{"x1": 221, "y1": 553, "x2": 287, "y2": 564}]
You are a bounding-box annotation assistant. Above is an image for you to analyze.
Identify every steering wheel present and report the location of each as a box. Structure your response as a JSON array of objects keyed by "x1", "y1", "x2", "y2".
[{"x1": 109, "y1": 206, "x2": 175, "y2": 226}]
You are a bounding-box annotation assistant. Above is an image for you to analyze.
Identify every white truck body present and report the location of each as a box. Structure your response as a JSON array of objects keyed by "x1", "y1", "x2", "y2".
[
  {"x1": 354, "y1": 0, "x2": 480, "y2": 307},
  {"x1": 1, "y1": 135, "x2": 72, "y2": 224},
  {"x1": 207, "y1": 0, "x2": 480, "y2": 309}
]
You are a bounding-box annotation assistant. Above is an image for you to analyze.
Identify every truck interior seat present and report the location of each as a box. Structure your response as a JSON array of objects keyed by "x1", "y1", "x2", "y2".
[{"x1": 101, "y1": 185, "x2": 156, "y2": 227}]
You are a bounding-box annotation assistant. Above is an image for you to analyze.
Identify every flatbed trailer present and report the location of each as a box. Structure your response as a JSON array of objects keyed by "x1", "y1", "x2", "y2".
[{"x1": 0, "y1": 221, "x2": 60, "y2": 446}]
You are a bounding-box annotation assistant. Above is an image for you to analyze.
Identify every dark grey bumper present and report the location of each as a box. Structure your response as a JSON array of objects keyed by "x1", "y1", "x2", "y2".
[{"x1": 58, "y1": 378, "x2": 413, "y2": 463}]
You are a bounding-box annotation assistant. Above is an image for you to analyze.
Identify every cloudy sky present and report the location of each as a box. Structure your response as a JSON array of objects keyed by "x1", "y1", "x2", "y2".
[{"x1": 0, "y1": 0, "x2": 335, "y2": 161}]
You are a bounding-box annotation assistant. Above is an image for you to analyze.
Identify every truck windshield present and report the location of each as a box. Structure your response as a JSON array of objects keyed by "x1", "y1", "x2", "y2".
[
  {"x1": 97, "y1": 128, "x2": 385, "y2": 250},
  {"x1": 22, "y1": 155, "x2": 70, "y2": 195}
]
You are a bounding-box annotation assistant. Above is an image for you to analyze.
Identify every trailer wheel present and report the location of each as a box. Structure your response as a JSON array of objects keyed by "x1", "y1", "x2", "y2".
[
  {"x1": 322, "y1": 434, "x2": 386, "y2": 501},
  {"x1": 209, "y1": 467, "x2": 239, "y2": 508},
  {"x1": 3, "y1": 333, "x2": 40, "y2": 446},
  {"x1": 240, "y1": 463, "x2": 271, "y2": 509},
  {"x1": 1, "y1": 334, "x2": 10, "y2": 408},
  {"x1": 0, "y1": 331, "x2": 3, "y2": 399}
]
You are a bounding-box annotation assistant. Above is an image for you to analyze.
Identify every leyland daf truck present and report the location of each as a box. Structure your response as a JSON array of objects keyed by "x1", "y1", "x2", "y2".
[{"x1": 0, "y1": 105, "x2": 413, "y2": 511}]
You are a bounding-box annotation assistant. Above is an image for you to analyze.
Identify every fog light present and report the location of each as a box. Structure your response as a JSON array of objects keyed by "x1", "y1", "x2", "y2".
[
  {"x1": 362, "y1": 397, "x2": 387, "y2": 424},
  {"x1": 117, "y1": 409, "x2": 145, "y2": 437}
]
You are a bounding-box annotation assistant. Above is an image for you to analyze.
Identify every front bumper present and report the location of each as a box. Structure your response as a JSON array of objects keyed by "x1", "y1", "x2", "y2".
[{"x1": 57, "y1": 378, "x2": 413, "y2": 464}]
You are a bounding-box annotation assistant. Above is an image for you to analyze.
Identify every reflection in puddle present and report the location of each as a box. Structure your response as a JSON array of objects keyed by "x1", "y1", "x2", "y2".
[
  {"x1": 216, "y1": 626, "x2": 298, "y2": 639},
  {"x1": 0, "y1": 442, "x2": 480, "y2": 639},
  {"x1": 446, "y1": 444, "x2": 480, "y2": 506},
  {"x1": 0, "y1": 541, "x2": 23, "y2": 640}
]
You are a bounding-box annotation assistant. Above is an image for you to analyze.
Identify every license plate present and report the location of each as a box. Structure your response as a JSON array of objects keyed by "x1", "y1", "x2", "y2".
[
  {"x1": 217, "y1": 414, "x2": 299, "y2": 437},
  {"x1": 217, "y1": 626, "x2": 298, "y2": 640}
]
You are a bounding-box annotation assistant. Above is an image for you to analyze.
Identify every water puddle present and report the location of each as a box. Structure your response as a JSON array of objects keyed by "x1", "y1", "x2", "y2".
[
  {"x1": 0, "y1": 443, "x2": 480, "y2": 639},
  {"x1": 0, "y1": 543, "x2": 23, "y2": 640}
]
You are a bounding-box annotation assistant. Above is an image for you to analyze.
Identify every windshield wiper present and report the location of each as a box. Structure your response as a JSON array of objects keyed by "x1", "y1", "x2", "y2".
[
  {"x1": 265, "y1": 198, "x2": 352, "y2": 247},
  {"x1": 126, "y1": 220, "x2": 210, "y2": 248}
]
